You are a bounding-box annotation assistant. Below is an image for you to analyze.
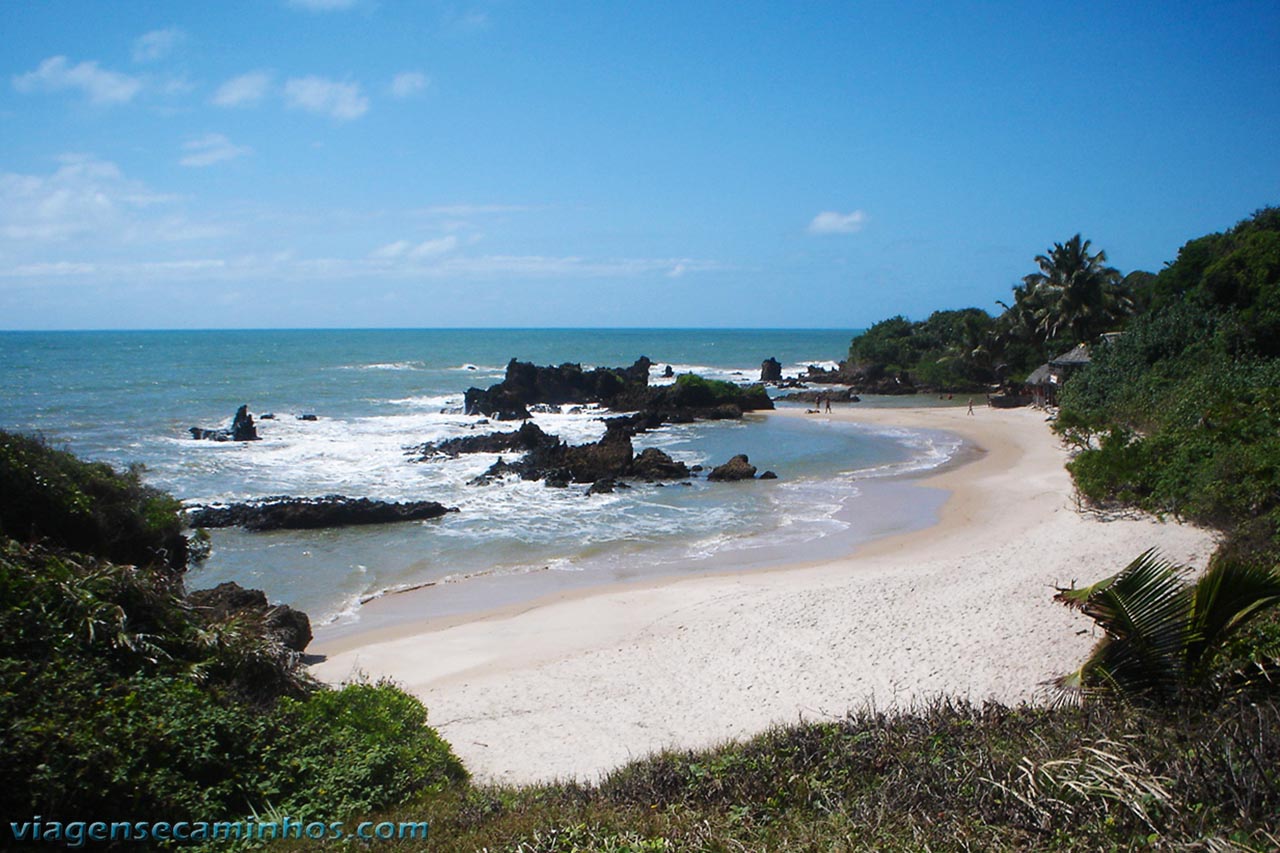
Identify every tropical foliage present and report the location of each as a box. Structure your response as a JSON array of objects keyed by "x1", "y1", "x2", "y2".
[
  {"x1": 847, "y1": 308, "x2": 997, "y2": 389},
  {"x1": 1057, "y1": 208, "x2": 1280, "y2": 563},
  {"x1": 1056, "y1": 550, "x2": 1280, "y2": 702},
  {"x1": 1021, "y1": 233, "x2": 1131, "y2": 343},
  {"x1": 847, "y1": 233, "x2": 1137, "y2": 388},
  {"x1": 0, "y1": 430, "x2": 465, "y2": 828}
]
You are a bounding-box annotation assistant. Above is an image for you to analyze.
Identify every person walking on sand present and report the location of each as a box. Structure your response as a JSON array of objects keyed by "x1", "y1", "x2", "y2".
[
  {"x1": 824, "y1": 395, "x2": 832, "y2": 413},
  {"x1": 967, "y1": 397, "x2": 975, "y2": 415}
]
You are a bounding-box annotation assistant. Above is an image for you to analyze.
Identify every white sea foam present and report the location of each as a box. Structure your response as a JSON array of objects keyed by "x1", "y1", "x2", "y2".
[
  {"x1": 845, "y1": 425, "x2": 963, "y2": 479},
  {"x1": 387, "y1": 394, "x2": 464, "y2": 409},
  {"x1": 647, "y1": 357, "x2": 840, "y2": 386},
  {"x1": 344, "y1": 361, "x2": 425, "y2": 371}
]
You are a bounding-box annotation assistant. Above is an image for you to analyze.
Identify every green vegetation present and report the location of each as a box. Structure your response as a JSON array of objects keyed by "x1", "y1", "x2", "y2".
[
  {"x1": 1057, "y1": 208, "x2": 1280, "y2": 563},
  {"x1": 669, "y1": 372, "x2": 772, "y2": 408},
  {"x1": 848, "y1": 308, "x2": 997, "y2": 390},
  {"x1": 1056, "y1": 550, "x2": 1280, "y2": 702},
  {"x1": 845, "y1": 234, "x2": 1139, "y2": 389},
  {"x1": 270, "y1": 698, "x2": 1280, "y2": 851},
  {"x1": 0, "y1": 432, "x2": 189, "y2": 571},
  {"x1": 0, "y1": 431, "x2": 464, "y2": 834}
]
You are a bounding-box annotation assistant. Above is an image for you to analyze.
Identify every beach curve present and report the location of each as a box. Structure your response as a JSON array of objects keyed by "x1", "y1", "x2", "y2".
[{"x1": 309, "y1": 404, "x2": 1218, "y2": 784}]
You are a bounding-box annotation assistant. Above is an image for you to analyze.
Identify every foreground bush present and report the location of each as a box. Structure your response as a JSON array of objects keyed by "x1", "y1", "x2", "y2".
[
  {"x1": 270, "y1": 697, "x2": 1280, "y2": 851},
  {"x1": 0, "y1": 431, "x2": 465, "y2": 832},
  {"x1": 0, "y1": 431, "x2": 189, "y2": 572}
]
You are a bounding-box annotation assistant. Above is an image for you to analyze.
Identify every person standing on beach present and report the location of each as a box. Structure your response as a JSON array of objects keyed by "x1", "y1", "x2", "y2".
[
  {"x1": 967, "y1": 397, "x2": 975, "y2": 415},
  {"x1": 824, "y1": 395, "x2": 832, "y2": 413}
]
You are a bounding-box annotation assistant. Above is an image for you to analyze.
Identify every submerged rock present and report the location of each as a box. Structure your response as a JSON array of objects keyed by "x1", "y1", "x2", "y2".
[{"x1": 187, "y1": 495, "x2": 456, "y2": 531}]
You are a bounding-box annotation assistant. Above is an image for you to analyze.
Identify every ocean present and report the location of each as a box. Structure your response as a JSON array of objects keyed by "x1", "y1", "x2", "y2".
[{"x1": 0, "y1": 329, "x2": 962, "y2": 632}]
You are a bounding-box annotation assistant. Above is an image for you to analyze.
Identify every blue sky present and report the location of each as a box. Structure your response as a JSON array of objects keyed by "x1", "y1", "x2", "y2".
[{"x1": 2, "y1": 1, "x2": 1277, "y2": 330}]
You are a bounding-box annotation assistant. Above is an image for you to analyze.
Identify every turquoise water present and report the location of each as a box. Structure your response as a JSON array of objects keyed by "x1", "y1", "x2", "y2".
[{"x1": 0, "y1": 329, "x2": 959, "y2": 626}]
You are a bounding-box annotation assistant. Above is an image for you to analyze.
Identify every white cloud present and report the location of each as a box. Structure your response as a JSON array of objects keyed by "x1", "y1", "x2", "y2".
[
  {"x1": 284, "y1": 76, "x2": 368, "y2": 120},
  {"x1": 12, "y1": 56, "x2": 142, "y2": 105},
  {"x1": 808, "y1": 210, "x2": 868, "y2": 235},
  {"x1": 416, "y1": 204, "x2": 532, "y2": 217},
  {"x1": 132, "y1": 28, "x2": 184, "y2": 63},
  {"x1": 212, "y1": 71, "x2": 272, "y2": 107},
  {"x1": 389, "y1": 71, "x2": 429, "y2": 98},
  {"x1": 408, "y1": 235, "x2": 459, "y2": 259},
  {"x1": 0, "y1": 155, "x2": 176, "y2": 243},
  {"x1": 370, "y1": 236, "x2": 460, "y2": 261},
  {"x1": 370, "y1": 240, "x2": 411, "y2": 259},
  {"x1": 286, "y1": 0, "x2": 358, "y2": 9},
  {"x1": 180, "y1": 134, "x2": 252, "y2": 168},
  {"x1": 441, "y1": 9, "x2": 490, "y2": 33}
]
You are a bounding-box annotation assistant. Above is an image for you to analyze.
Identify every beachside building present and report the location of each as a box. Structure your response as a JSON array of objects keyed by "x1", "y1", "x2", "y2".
[{"x1": 1025, "y1": 336, "x2": 1117, "y2": 407}]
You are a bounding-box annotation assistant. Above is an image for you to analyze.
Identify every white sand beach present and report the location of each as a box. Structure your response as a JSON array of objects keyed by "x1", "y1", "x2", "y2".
[{"x1": 310, "y1": 405, "x2": 1218, "y2": 785}]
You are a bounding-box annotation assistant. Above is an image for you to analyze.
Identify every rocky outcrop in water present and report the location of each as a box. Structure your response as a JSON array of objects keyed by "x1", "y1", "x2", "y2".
[
  {"x1": 452, "y1": 356, "x2": 776, "y2": 489},
  {"x1": 410, "y1": 421, "x2": 559, "y2": 460},
  {"x1": 464, "y1": 357, "x2": 774, "y2": 424},
  {"x1": 464, "y1": 357, "x2": 654, "y2": 420},
  {"x1": 707, "y1": 454, "x2": 758, "y2": 481},
  {"x1": 466, "y1": 425, "x2": 697, "y2": 488},
  {"x1": 760, "y1": 357, "x2": 783, "y2": 382},
  {"x1": 631, "y1": 447, "x2": 690, "y2": 480},
  {"x1": 190, "y1": 404, "x2": 260, "y2": 442},
  {"x1": 794, "y1": 362, "x2": 917, "y2": 395},
  {"x1": 187, "y1": 495, "x2": 456, "y2": 531},
  {"x1": 187, "y1": 581, "x2": 313, "y2": 652},
  {"x1": 776, "y1": 388, "x2": 861, "y2": 404}
]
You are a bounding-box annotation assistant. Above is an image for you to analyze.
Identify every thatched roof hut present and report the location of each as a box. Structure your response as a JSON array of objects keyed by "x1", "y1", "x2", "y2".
[
  {"x1": 1049, "y1": 342, "x2": 1092, "y2": 367},
  {"x1": 1025, "y1": 363, "x2": 1054, "y2": 386}
]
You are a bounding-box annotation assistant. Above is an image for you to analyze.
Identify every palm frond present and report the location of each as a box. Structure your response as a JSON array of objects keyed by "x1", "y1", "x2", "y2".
[{"x1": 1188, "y1": 559, "x2": 1280, "y2": 673}]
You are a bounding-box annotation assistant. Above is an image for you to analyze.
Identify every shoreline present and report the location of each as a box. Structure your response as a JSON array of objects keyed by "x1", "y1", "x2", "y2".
[
  {"x1": 311, "y1": 406, "x2": 964, "y2": 648},
  {"x1": 310, "y1": 404, "x2": 1218, "y2": 784}
]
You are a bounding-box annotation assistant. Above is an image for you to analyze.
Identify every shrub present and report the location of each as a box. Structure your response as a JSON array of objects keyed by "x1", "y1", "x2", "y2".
[{"x1": 0, "y1": 430, "x2": 188, "y2": 571}]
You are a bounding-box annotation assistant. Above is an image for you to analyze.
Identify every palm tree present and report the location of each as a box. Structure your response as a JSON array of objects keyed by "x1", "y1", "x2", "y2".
[
  {"x1": 1056, "y1": 550, "x2": 1280, "y2": 703},
  {"x1": 1023, "y1": 234, "x2": 1132, "y2": 344}
]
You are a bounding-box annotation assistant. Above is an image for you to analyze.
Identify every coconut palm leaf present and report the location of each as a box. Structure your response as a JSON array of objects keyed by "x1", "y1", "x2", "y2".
[
  {"x1": 1055, "y1": 550, "x2": 1193, "y2": 699},
  {"x1": 1022, "y1": 233, "x2": 1131, "y2": 343},
  {"x1": 1187, "y1": 558, "x2": 1280, "y2": 679}
]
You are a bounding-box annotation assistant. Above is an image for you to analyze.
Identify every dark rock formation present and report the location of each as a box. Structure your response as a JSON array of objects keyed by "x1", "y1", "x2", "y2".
[
  {"x1": 187, "y1": 581, "x2": 312, "y2": 652},
  {"x1": 452, "y1": 357, "x2": 777, "y2": 488},
  {"x1": 465, "y1": 357, "x2": 653, "y2": 419},
  {"x1": 190, "y1": 404, "x2": 260, "y2": 442},
  {"x1": 410, "y1": 422, "x2": 559, "y2": 460},
  {"x1": 760, "y1": 357, "x2": 783, "y2": 382},
  {"x1": 631, "y1": 447, "x2": 690, "y2": 480},
  {"x1": 776, "y1": 387, "x2": 861, "y2": 404},
  {"x1": 759, "y1": 470, "x2": 778, "y2": 480},
  {"x1": 296, "y1": 413, "x2": 318, "y2": 421},
  {"x1": 662, "y1": 365, "x2": 674, "y2": 378},
  {"x1": 187, "y1": 495, "x2": 456, "y2": 531},
  {"x1": 586, "y1": 478, "x2": 631, "y2": 496},
  {"x1": 467, "y1": 458, "x2": 522, "y2": 486},
  {"x1": 707, "y1": 454, "x2": 758, "y2": 481},
  {"x1": 464, "y1": 356, "x2": 773, "y2": 424},
  {"x1": 468, "y1": 430, "x2": 694, "y2": 488},
  {"x1": 797, "y1": 362, "x2": 917, "y2": 395}
]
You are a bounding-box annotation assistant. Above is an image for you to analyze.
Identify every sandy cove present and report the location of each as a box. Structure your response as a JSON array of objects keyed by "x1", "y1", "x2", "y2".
[{"x1": 310, "y1": 404, "x2": 1218, "y2": 785}]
